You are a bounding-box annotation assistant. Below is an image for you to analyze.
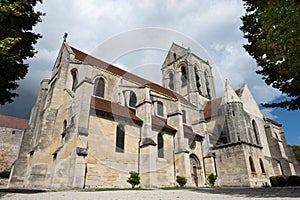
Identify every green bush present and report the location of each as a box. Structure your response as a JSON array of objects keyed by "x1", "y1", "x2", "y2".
[
  {"x1": 276, "y1": 175, "x2": 287, "y2": 187},
  {"x1": 0, "y1": 169, "x2": 10, "y2": 179},
  {"x1": 176, "y1": 176, "x2": 187, "y2": 187},
  {"x1": 126, "y1": 171, "x2": 140, "y2": 188},
  {"x1": 286, "y1": 175, "x2": 300, "y2": 186},
  {"x1": 269, "y1": 176, "x2": 278, "y2": 187},
  {"x1": 207, "y1": 173, "x2": 217, "y2": 187},
  {"x1": 269, "y1": 175, "x2": 300, "y2": 187}
]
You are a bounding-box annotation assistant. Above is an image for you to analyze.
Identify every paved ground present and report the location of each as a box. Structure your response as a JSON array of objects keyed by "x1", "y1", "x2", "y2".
[{"x1": 1, "y1": 187, "x2": 300, "y2": 200}]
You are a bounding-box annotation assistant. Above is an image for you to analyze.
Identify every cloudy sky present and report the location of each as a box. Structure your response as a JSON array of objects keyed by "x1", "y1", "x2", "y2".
[{"x1": 0, "y1": 0, "x2": 299, "y2": 144}]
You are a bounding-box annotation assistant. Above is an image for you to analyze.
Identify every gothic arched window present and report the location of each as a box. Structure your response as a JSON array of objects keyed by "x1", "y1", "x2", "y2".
[
  {"x1": 181, "y1": 66, "x2": 187, "y2": 87},
  {"x1": 194, "y1": 67, "x2": 202, "y2": 95},
  {"x1": 182, "y1": 110, "x2": 186, "y2": 123},
  {"x1": 71, "y1": 69, "x2": 78, "y2": 91},
  {"x1": 129, "y1": 91, "x2": 137, "y2": 108},
  {"x1": 168, "y1": 72, "x2": 174, "y2": 90},
  {"x1": 249, "y1": 156, "x2": 256, "y2": 173},
  {"x1": 116, "y1": 125, "x2": 125, "y2": 153},
  {"x1": 259, "y1": 158, "x2": 265, "y2": 174},
  {"x1": 158, "y1": 133, "x2": 164, "y2": 158},
  {"x1": 252, "y1": 120, "x2": 259, "y2": 144},
  {"x1": 94, "y1": 77, "x2": 105, "y2": 98},
  {"x1": 157, "y1": 101, "x2": 164, "y2": 117},
  {"x1": 205, "y1": 72, "x2": 211, "y2": 99}
]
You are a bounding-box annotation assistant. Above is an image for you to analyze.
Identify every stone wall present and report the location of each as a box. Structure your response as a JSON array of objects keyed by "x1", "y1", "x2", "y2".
[{"x1": 0, "y1": 127, "x2": 23, "y2": 171}]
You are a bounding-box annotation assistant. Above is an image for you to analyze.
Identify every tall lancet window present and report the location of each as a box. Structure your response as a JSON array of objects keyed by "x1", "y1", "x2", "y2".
[
  {"x1": 94, "y1": 77, "x2": 105, "y2": 98},
  {"x1": 129, "y1": 91, "x2": 137, "y2": 108},
  {"x1": 181, "y1": 66, "x2": 187, "y2": 87},
  {"x1": 71, "y1": 69, "x2": 78, "y2": 91},
  {"x1": 116, "y1": 125, "x2": 125, "y2": 153},
  {"x1": 205, "y1": 72, "x2": 211, "y2": 99},
  {"x1": 158, "y1": 133, "x2": 164, "y2": 158},
  {"x1": 252, "y1": 120, "x2": 260, "y2": 145},
  {"x1": 168, "y1": 72, "x2": 174, "y2": 90},
  {"x1": 194, "y1": 67, "x2": 202, "y2": 95}
]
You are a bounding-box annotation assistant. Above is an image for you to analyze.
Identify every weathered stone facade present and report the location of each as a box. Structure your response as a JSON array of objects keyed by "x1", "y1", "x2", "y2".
[
  {"x1": 8, "y1": 41, "x2": 299, "y2": 189},
  {"x1": 0, "y1": 115, "x2": 28, "y2": 172}
]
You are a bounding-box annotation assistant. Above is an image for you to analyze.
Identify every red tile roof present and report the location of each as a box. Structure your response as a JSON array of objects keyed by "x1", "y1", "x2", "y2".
[
  {"x1": 183, "y1": 124, "x2": 204, "y2": 140},
  {"x1": 203, "y1": 87, "x2": 243, "y2": 120},
  {"x1": 151, "y1": 115, "x2": 177, "y2": 132},
  {"x1": 0, "y1": 114, "x2": 29, "y2": 130},
  {"x1": 90, "y1": 96, "x2": 143, "y2": 123},
  {"x1": 203, "y1": 97, "x2": 222, "y2": 120},
  {"x1": 71, "y1": 46, "x2": 195, "y2": 108}
]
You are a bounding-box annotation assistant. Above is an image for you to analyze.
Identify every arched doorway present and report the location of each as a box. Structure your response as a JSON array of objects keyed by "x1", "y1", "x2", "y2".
[{"x1": 190, "y1": 154, "x2": 201, "y2": 187}]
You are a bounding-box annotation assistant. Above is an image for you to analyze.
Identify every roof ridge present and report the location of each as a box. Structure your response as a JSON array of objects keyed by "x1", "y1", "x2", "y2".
[{"x1": 70, "y1": 46, "x2": 195, "y2": 107}]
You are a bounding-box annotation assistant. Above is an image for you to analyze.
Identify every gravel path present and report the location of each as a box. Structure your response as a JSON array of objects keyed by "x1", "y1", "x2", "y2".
[{"x1": 1, "y1": 188, "x2": 300, "y2": 200}]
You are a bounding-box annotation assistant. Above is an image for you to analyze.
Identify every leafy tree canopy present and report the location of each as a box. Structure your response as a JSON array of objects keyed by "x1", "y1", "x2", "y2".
[
  {"x1": 292, "y1": 145, "x2": 300, "y2": 163},
  {"x1": 240, "y1": 0, "x2": 300, "y2": 110},
  {"x1": 0, "y1": 0, "x2": 43, "y2": 105}
]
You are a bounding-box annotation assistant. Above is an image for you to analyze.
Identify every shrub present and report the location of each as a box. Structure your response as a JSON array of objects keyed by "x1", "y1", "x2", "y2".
[
  {"x1": 207, "y1": 173, "x2": 217, "y2": 187},
  {"x1": 126, "y1": 171, "x2": 140, "y2": 188},
  {"x1": 276, "y1": 175, "x2": 287, "y2": 187},
  {"x1": 286, "y1": 175, "x2": 300, "y2": 186},
  {"x1": 269, "y1": 176, "x2": 278, "y2": 187},
  {"x1": 176, "y1": 176, "x2": 187, "y2": 187},
  {"x1": 0, "y1": 169, "x2": 10, "y2": 179}
]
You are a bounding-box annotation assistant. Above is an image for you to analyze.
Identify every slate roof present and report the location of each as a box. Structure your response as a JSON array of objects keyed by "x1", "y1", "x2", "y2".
[
  {"x1": 71, "y1": 46, "x2": 195, "y2": 108},
  {"x1": 0, "y1": 114, "x2": 29, "y2": 130},
  {"x1": 90, "y1": 96, "x2": 143, "y2": 124},
  {"x1": 151, "y1": 115, "x2": 177, "y2": 132}
]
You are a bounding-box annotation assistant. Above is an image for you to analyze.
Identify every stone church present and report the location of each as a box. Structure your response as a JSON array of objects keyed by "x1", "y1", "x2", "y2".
[{"x1": 8, "y1": 39, "x2": 299, "y2": 189}]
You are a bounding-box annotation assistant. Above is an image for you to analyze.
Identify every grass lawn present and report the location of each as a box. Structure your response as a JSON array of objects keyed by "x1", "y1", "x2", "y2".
[{"x1": 0, "y1": 192, "x2": 7, "y2": 198}]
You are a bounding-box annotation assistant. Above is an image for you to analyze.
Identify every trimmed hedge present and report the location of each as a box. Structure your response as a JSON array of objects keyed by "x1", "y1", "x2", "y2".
[
  {"x1": 0, "y1": 169, "x2": 10, "y2": 179},
  {"x1": 270, "y1": 175, "x2": 300, "y2": 187}
]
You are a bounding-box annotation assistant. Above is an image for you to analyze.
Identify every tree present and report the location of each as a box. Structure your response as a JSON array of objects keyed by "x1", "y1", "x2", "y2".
[
  {"x1": 292, "y1": 145, "x2": 300, "y2": 163},
  {"x1": 126, "y1": 171, "x2": 140, "y2": 188},
  {"x1": 240, "y1": 0, "x2": 300, "y2": 110},
  {"x1": 207, "y1": 173, "x2": 217, "y2": 187},
  {"x1": 0, "y1": 0, "x2": 43, "y2": 105}
]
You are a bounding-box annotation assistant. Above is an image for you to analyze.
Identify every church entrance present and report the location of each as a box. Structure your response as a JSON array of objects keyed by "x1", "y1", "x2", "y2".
[{"x1": 190, "y1": 154, "x2": 201, "y2": 187}]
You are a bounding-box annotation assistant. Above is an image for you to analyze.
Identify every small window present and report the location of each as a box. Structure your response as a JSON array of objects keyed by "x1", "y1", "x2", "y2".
[
  {"x1": 259, "y1": 158, "x2": 265, "y2": 174},
  {"x1": 249, "y1": 156, "x2": 256, "y2": 173},
  {"x1": 12, "y1": 130, "x2": 16, "y2": 135},
  {"x1": 63, "y1": 120, "x2": 67, "y2": 133},
  {"x1": 194, "y1": 67, "x2": 202, "y2": 95},
  {"x1": 168, "y1": 72, "x2": 174, "y2": 90},
  {"x1": 116, "y1": 125, "x2": 125, "y2": 153},
  {"x1": 157, "y1": 101, "x2": 164, "y2": 117},
  {"x1": 205, "y1": 72, "x2": 211, "y2": 99},
  {"x1": 158, "y1": 133, "x2": 164, "y2": 158},
  {"x1": 94, "y1": 77, "x2": 105, "y2": 98},
  {"x1": 129, "y1": 91, "x2": 137, "y2": 108},
  {"x1": 182, "y1": 110, "x2": 186, "y2": 123},
  {"x1": 181, "y1": 66, "x2": 187, "y2": 87},
  {"x1": 173, "y1": 53, "x2": 177, "y2": 60},
  {"x1": 71, "y1": 69, "x2": 78, "y2": 91},
  {"x1": 252, "y1": 120, "x2": 259, "y2": 144}
]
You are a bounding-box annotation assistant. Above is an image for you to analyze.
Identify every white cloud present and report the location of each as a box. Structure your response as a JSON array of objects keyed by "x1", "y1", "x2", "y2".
[
  {"x1": 261, "y1": 108, "x2": 279, "y2": 120},
  {"x1": 0, "y1": 0, "x2": 284, "y2": 121}
]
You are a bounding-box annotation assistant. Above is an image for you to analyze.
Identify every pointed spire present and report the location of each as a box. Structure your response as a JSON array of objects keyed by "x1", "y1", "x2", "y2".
[
  {"x1": 221, "y1": 80, "x2": 241, "y2": 105},
  {"x1": 63, "y1": 32, "x2": 68, "y2": 42}
]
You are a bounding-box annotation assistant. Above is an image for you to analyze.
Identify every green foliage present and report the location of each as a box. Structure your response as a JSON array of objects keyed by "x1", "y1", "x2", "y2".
[
  {"x1": 287, "y1": 175, "x2": 300, "y2": 186},
  {"x1": 0, "y1": 0, "x2": 44, "y2": 105},
  {"x1": 176, "y1": 176, "x2": 187, "y2": 187},
  {"x1": 240, "y1": 0, "x2": 300, "y2": 110},
  {"x1": 269, "y1": 175, "x2": 300, "y2": 187},
  {"x1": 292, "y1": 145, "x2": 300, "y2": 163},
  {"x1": 126, "y1": 171, "x2": 140, "y2": 188},
  {"x1": 207, "y1": 173, "x2": 217, "y2": 187},
  {"x1": 0, "y1": 168, "x2": 10, "y2": 178}
]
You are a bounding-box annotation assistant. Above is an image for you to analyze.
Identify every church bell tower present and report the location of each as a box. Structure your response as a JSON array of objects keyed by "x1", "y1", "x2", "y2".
[{"x1": 161, "y1": 43, "x2": 216, "y2": 108}]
